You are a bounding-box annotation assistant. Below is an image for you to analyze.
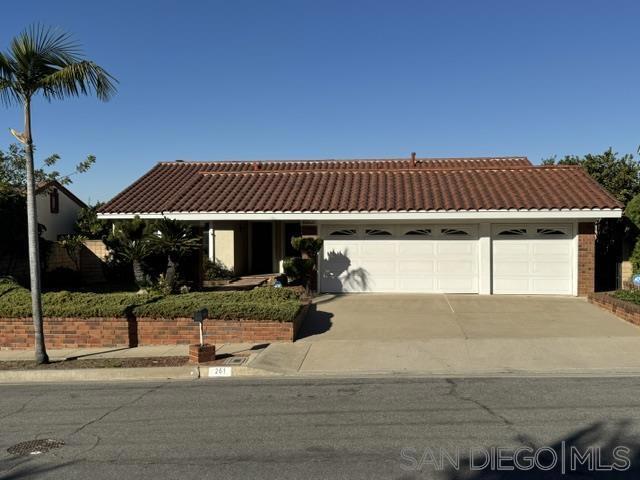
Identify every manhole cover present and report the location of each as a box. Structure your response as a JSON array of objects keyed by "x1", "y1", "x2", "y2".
[
  {"x1": 223, "y1": 356, "x2": 247, "y2": 366},
  {"x1": 7, "y1": 439, "x2": 64, "y2": 456}
]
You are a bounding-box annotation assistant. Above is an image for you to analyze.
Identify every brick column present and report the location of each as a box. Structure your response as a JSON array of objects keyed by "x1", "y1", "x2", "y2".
[{"x1": 577, "y1": 222, "x2": 596, "y2": 296}]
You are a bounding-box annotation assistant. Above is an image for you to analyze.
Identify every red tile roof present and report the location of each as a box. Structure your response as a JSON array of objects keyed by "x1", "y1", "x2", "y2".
[{"x1": 98, "y1": 157, "x2": 623, "y2": 214}]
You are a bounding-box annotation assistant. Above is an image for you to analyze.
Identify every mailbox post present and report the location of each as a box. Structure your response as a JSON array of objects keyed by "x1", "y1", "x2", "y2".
[
  {"x1": 193, "y1": 308, "x2": 208, "y2": 346},
  {"x1": 189, "y1": 308, "x2": 215, "y2": 363}
]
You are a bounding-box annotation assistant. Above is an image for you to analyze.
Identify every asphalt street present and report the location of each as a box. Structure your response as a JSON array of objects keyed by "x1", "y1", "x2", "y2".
[{"x1": 1, "y1": 376, "x2": 640, "y2": 479}]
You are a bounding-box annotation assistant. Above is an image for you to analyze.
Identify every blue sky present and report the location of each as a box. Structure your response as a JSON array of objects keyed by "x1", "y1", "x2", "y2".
[{"x1": 1, "y1": 0, "x2": 639, "y2": 203}]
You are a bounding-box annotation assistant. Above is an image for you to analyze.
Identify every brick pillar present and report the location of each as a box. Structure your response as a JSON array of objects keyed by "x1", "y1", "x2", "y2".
[{"x1": 578, "y1": 222, "x2": 596, "y2": 296}]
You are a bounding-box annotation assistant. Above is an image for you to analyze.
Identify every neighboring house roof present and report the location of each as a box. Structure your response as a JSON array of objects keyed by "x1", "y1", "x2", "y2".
[
  {"x1": 98, "y1": 157, "x2": 623, "y2": 214},
  {"x1": 36, "y1": 180, "x2": 88, "y2": 209}
]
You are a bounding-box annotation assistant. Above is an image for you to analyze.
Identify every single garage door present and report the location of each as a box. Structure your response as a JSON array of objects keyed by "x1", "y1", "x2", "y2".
[
  {"x1": 320, "y1": 225, "x2": 479, "y2": 293},
  {"x1": 492, "y1": 224, "x2": 573, "y2": 295}
]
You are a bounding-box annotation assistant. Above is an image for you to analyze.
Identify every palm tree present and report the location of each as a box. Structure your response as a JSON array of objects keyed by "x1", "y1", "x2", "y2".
[
  {"x1": 0, "y1": 25, "x2": 116, "y2": 363},
  {"x1": 111, "y1": 216, "x2": 152, "y2": 289},
  {"x1": 152, "y1": 218, "x2": 201, "y2": 291}
]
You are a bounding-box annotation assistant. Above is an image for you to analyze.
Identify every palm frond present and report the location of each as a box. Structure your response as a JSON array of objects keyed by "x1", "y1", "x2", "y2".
[
  {"x1": 1, "y1": 23, "x2": 117, "y2": 103},
  {"x1": 41, "y1": 61, "x2": 117, "y2": 101},
  {"x1": 0, "y1": 52, "x2": 20, "y2": 106}
]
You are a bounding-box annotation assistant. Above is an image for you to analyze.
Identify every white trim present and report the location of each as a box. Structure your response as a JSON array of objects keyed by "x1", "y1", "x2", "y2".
[
  {"x1": 98, "y1": 208, "x2": 622, "y2": 221},
  {"x1": 208, "y1": 226, "x2": 214, "y2": 262},
  {"x1": 478, "y1": 223, "x2": 491, "y2": 295},
  {"x1": 572, "y1": 221, "x2": 579, "y2": 296}
]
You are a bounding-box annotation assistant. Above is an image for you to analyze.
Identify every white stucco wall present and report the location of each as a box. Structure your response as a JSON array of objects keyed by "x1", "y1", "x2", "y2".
[{"x1": 36, "y1": 189, "x2": 84, "y2": 241}]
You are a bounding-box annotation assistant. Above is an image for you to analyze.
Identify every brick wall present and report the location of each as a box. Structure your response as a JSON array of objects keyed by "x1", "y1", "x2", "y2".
[
  {"x1": 588, "y1": 292, "x2": 640, "y2": 327},
  {"x1": 578, "y1": 222, "x2": 596, "y2": 296},
  {"x1": 0, "y1": 304, "x2": 308, "y2": 351},
  {"x1": 47, "y1": 240, "x2": 108, "y2": 283},
  {"x1": 0, "y1": 318, "x2": 131, "y2": 350}
]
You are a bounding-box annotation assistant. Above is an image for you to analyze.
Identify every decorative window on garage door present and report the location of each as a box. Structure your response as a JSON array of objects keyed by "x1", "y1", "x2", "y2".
[
  {"x1": 328, "y1": 228, "x2": 357, "y2": 237},
  {"x1": 536, "y1": 227, "x2": 570, "y2": 237},
  {"x1": 365, "y1": 228, "x2": 393, "y2": 236},
  {"x1": 441, "y1": 227, "x2": 471, "y2": 237},
  {"x1": 403, "y1": 228, "x2": 432, "y2": 236},
  {"x1": 497, "y1": 228, "x2": 527, "y2": 236}
]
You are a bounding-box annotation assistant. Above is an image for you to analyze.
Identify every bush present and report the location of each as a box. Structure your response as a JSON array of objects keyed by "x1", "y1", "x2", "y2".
[
  {"x1": 291, "y1": 236, "x2": 323, "y2": 258},
  {"x1": 203, "y1": 259, "x2": 235, "y2": 280},
  {"x1": 630, "y1": 240, "x2": 640, "y2": 274},
  {"x1": 612, "y1": 289, "x2": 640, "y2": 305},
  {"x1": 626, "y1": 193, "x2": 640, "y2": 229},
  {"x1": 0, "y1": 279, "x2": 301, "y2": 321},
  {"x1": 283, "y1": 257, "x2": 309, "y2": 280}
]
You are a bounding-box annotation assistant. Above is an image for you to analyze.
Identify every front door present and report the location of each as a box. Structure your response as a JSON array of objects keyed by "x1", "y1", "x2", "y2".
[{"x1": 250, "y1": 222, "x2": 273, "y2": 274}]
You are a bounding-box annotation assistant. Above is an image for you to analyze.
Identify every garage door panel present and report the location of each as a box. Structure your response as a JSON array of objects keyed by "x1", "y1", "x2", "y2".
[
  {"x1": 531, "y1": 242, "x2": 571, "y2": 256},
  {"x1": 436, "y1": 259, "x2": 477, "y2": 274},
  {"x1": 493, "y1": 277, "x2": 530, "y2": 293},
  {"x1": 492, "y1": 224, "x2": 573, "y2": 295},
  {"x1": 359, "y1": 243, "x2": 397, "y2": 257},
  {"x1": 436, "y1": 277, "x2": 479, "y2": 293},
  {"x1": 494, "y1": 260, "x2": 530, "y2": 275},
  {"x1": 532, "y1": 261, "x2": 571, "y2": 276},
  {"x1": 531, "y1": 278, "x2": 572, "y2": 294},
  {"x1": 436, "y1": 242, "x2": 476, "y2": 255},
  {"x1": 398, "y1": 259, "x2": 435, "y2": 274},
  {"x1": 398, "y1": 242, "x2": 435, "y2": 255},
  {"x1": 398, "y1": 278, "x2": 437, "y2": 291},
  {"x1": 493, "y1": 241, "x2": 529, "y2": 256}
]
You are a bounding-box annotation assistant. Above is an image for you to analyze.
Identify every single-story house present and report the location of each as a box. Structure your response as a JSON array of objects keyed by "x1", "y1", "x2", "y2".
[
  {"x1": 36, "y1": 180, "x2": 87, "y2": 241},
  {"x1": 97, "y1": 155, "x2": 622, "y2": 296}
]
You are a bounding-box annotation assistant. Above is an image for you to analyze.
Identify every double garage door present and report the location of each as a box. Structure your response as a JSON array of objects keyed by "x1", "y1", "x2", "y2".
[{"x1": 319, "y1": 224, "x2": 574, "y2": 295}]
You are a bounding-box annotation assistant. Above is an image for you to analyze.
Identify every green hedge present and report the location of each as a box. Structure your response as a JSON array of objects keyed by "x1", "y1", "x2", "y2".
[
  {"x1": 611, "y1": 290, "x2": 640, "y2": 305},
  {"x1": 0, "y1": 279, "x2": 302, "y2": 322}
]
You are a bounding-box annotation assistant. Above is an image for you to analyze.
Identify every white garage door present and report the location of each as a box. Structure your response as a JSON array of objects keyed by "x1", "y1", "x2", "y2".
[
  {"x1": 320, "y1": 225, "x2": 479, "y2": 293},
  {"x1": 492, "y1": 224, "x2": 573, "y2": 295}
]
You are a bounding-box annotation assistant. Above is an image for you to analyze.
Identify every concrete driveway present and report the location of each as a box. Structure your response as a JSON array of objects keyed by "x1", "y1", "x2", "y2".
[
  {"x1": 297, "y1": 294, "x2": 640, "y2": 341},
  {"x1": 249, "y1": 294, "x2": 640, "y2": 376}
]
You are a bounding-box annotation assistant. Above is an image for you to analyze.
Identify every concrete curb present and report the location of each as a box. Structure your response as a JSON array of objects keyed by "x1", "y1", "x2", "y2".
[{"x1": 0, "y1": 366, "x2": 200, "y2": 383}]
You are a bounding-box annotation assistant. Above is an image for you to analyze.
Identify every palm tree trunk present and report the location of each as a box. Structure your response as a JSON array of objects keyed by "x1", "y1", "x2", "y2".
[
  {"x1": 166, "y1": 255, "x2": 177, "y2": 291},
  {"x1": 132, "y1": 259, "x2": 145, "y2": 288},
  {"x1": 24, "y1": 98, "x2": 48, "y2": 364}
]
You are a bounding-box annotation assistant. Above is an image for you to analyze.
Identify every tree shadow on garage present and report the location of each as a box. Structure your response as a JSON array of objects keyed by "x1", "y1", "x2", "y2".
[{"x1": 320, "y1": 250, "x2": 371, "y2": 293}]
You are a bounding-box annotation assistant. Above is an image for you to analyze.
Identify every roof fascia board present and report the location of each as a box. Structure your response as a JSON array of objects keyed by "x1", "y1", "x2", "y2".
[{"x1": 98, "y1": 209, "x2": 623, "y2": 221}]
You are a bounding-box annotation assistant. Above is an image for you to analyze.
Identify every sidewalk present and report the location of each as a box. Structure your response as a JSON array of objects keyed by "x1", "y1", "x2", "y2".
[{"x1": 0, "y1": 343, "x2": 258, "y2": 361}]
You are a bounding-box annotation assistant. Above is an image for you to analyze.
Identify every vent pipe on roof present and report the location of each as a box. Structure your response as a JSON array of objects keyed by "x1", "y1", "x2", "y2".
[{"x1": 411, "y1": 152, "x2": 416, "y2": 165}]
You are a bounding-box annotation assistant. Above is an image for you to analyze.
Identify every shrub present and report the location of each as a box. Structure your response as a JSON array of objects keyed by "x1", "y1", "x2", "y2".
[
  {"x1": 291, "y1": 236, "x2": 323, "y2": 258},
  {"x1": 631, "y1": 240, "x2": 640, "y2": 274},
  {"x1": 0, "y1": 279, "x2": 301, "y2": 321},
  {"x1": 204, "y1": 259, "x2": 235, "y2": 280},
  {"x1": 612, "y1": 289, "x2": 640, "y2": 305},
  {"x1": 626, "y1": 193, "x2": 640, "y2": 230}
]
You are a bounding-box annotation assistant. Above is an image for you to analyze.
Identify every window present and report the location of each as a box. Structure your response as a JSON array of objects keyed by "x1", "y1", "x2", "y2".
[
  {"x1": 497, "y1": 228, "x2": 527, "y2": 236},
  {"x1": 441, "y1": 228, "x2": 469, "y2": 236},
  {"x1": 49, "y1": 188, "x2": 59, "y2": 214},
  {"x1": 404, "y1": 228, "x2": 432, "y2": 236},
  {"x1": 365, "y1": 228, "x2": 392, "y2": 236},
  {"x1": 537, "y1": 227, "x2": 568, "y2": 236},
  {"x1": 329, "y1": 229, "x2": 357, "y2": 237}
]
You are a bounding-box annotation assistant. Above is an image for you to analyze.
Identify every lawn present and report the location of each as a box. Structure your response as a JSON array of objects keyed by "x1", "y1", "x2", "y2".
[{"x1": 0, "y1": 279, "x2": 302, "y2": 322}]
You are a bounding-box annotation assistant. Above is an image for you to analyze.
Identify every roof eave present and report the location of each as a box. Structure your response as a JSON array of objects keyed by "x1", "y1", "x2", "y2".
[{"x1": 97, "y1": 208, "x2": 623, "y2": 221}]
